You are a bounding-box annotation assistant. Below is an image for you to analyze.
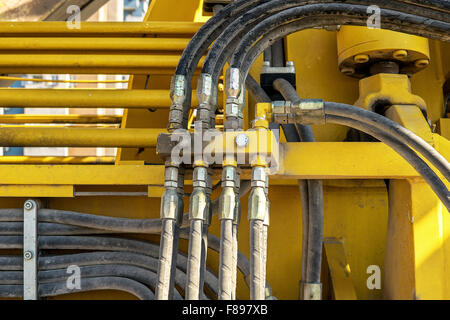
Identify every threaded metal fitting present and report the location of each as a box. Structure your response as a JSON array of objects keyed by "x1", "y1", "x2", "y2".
[
  {"x1": 219, "y1": 187, "x2": 236, "y2": 220},
  {"x1": 247, "y1": 187, "x2": 267, "y2": 221},
  {"x1": 160, "y1": 188, "x2": 180, "y2": 220},
  {"x1": 225, "y1": 68, "x2": 242, "y2": 99},
  {"x1": 189, "y1": 188, "x2": 208, "y2": 221}
]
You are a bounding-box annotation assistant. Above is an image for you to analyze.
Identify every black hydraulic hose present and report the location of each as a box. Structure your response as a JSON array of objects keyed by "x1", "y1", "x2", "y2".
[
  {"x1": 0, "y1": 277, "x2": 155, "y2": 300},
  {"x1": 324, "y1": 102, "x2": 450, "y2": 182},
  {"x1": 185, "y1": 219, "x2": 204, "y2": 299},
  {"x1": 207, "y1": 1, "x2": 450, "y2": 79},
  {"x1": 235, "y1": 19, "x2": 450, "y2": 208},
  {"x1": 0, "y1": 264, "x2": 184, "y2": 300},
  {"x1": 0, "y1": 221, "x2": 117, "y2": 235},
  {"x1": 0, "y1": 252, "x2": 211, "y2": 299},
  {"x1": 172, "y1": 0, "x2": 263, "y2": 127},
  {"x1": 0, "y1": 235, "x2": 220, "y2": 298},
  {"x1": 156, "y1": 219, "x2": 179, "y2": 299},
  {"x1": 0, "y1": 208, "x2": 162, "y2": 233},
  {"x1": 230, "y1": 4, "x2": 450, "y2": 74},
  {"x1": 246, "y1": 74, "x2": 271, "y2": 103},
  {"x1": 218, "y1": 219, "x2": 234, "y2": 300},
  {"x1": 326, "y1": 114, "x2": 450, "y2": 210},
  {"x1": 249, "y1": 220, "x2": 266, "y2": 300},
  {"x1": 273, "y1": 78, "x2": 324, "y2": 287}
]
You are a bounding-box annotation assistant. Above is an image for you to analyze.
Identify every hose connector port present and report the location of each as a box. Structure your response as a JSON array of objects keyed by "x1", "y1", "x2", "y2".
[
  {"x1": 189, "y1": 166, "x2": 209, "y2": 221},
  {"x1": 272, "y1": 99, "x2": 325, "y2": 125},
  {"x1": 248, "y1": 166, "x2": 268, "y2": 221},
  {"x1": 219, "y1": 166, "x2": 237, "y2": 220},
  {"x1": 224, "y1": 68, "x2": 243, "y2": 130},
  {"x1": 197, "y1": 73, "x2": 215, "y2": 128},
  {"x1": 168, "y1": 75, "x2": 187, "y2": 131}
]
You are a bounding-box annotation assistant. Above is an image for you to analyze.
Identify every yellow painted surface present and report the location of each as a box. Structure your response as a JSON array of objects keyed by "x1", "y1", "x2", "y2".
[
  {"x1": 0, "y1": 185, "x2": 73, "y2": 197},
  {"x1": 324, "y1": 238, "x2": 357, "y2": 300},
  {"x1": 0, "y1": 0, "x2": 449, "y2": 301}
]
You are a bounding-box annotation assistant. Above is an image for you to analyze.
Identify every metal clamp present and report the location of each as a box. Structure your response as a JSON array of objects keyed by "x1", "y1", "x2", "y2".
[{"x1": 23, "y1": 199, "x2": 38, "y2": 300}]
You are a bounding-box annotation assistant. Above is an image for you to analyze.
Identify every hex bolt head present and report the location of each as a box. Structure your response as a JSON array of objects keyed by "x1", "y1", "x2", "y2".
[
  {"x1": 24, "y1": 201, "x2": 34, "y2": 210},
  {"x1": 340, "y1": 67, "x2": 355, "y2": 76},
  {"x1": 235, "y1": 134, "x2": 249, "y2": 148},
  {"x1": 354, "y1": 54, "x2": 370, "y2": 64},
  {"x1": 393, "y1": 50, "x2": 408, "y2": 60},
  {"x1": 24, "y1": 251, "x2": 33, "y2": 260}
]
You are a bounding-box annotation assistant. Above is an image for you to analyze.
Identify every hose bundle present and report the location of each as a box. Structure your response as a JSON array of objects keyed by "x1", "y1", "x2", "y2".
[
  {"x1": 162, "y1": 0, "x2": 450, "y2": 301},
  {"x1": 0, "y1": 208, "x2": 272, "y2": 300}
]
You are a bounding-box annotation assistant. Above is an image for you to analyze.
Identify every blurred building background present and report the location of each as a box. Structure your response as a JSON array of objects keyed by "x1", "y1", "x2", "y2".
[{"x1": 0, "y1": 0, "x2": 150, "y2": 156}]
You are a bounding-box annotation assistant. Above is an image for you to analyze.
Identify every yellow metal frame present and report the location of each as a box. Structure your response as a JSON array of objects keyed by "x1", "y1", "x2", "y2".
[{"x1": 0, "y1": 0, "x2": 448, "y2": 301}]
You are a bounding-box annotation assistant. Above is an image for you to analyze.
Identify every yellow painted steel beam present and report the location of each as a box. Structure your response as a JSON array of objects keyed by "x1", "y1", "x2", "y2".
[
  {"x1": 0, "y1": 54, "x2": 204, "y2": 75},
  {"x1": 0, "y1": 114, "x2": 122, "y2": 124},
  {"x1": 0, "y1": 127, "x2": 164, "y2": 147},
  {"x1": 0, "y1": 165, "x2": 165, "y2": 185},
  {"x1": 0, "y1": 142, "x2": 441, "y2": 186},
  {"x1": 0, "y1": 185, "x2": 74, "y2": 198},
  {"x1": 0, "y1": 89, "x2": 198, "y2": 109},
  {"x1": 0, "y1": 156, "x2": 115, "y2": 164},
  {"x1": 0, "y1": 22, "x2": 202, "y2": 36},
  {"x1": 278, "y1": 142, "x2": 429, "y2": 179},
  {"x1": 0, "y1": 37, "x2": 190, "y2": 51}
]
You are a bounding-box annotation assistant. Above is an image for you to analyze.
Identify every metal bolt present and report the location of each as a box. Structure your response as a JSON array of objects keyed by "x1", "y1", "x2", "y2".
[
  {"x1": 235, "y1": 134, "x2": 249, "y2": 148},
  {"x1": 340, "y1": 67, "x2": 355, "y2": 76},
  {"x1": 393, "y1": 50, "x2": 408, "y2": 60},
  {"x1": 24, "y1": 201, "x2": 34, "y2": 210},
  {"x1": 354, "y1": 54, "x2": 370, "y2": 64},
  {"x1": 24, "y1": 251, "x2": 33, "y2": 260},
  {"x1": 415, "y1": 59, "x2": 429, "y2": 68},
  {"x1": 286, "y1": 61, "x2": 295, "y2": 67}
]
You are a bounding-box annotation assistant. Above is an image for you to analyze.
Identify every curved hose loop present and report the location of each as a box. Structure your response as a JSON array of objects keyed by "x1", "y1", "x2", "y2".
[
  {"x1": 0, "y1": 277, "x2": 155, "y2": 300},
  {"x1": 326, "y1": 114, "x2": 450, "y2": 211},
  {"x1": 230, "y1": 4, "x2": 449, "y2": 73},
  {"x1": 324, "y1": 103, "x2": 450, "y2": 182},
  {"x1": 178, "y1": 0, "x2": 450, "y2": 126}
]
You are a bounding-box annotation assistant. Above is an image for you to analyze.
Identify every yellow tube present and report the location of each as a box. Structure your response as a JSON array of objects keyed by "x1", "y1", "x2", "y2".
[
  {"x1": 0, "y1": 55, "x2": 204, "y2": 75},
  {"x1": 0, "y1": 156, "x2": 115, "y2": 164},
  {"x1": 0, "y1": 22, "x2": 202, "y2": 35},
  {"x1": 0, "y1": 89, "x2": 198, "y2": 109},
  {"x1": 0, "y1": 128, "x2": 164, "y2": 147},
  {"x1": 0, "y1": 37, "x2": 190, "y2": 51},
  {"x1": 0, "y1": 115, "x2": 122, "y2": 124}
]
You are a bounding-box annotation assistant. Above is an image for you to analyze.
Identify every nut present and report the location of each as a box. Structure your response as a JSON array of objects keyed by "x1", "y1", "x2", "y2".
[
  {"x1": 24, "y1": 201, "x2": 34, "y2": 210},
  {"x1": 197, "y1": 73, "x2": 214, "y2": 105},
  {"x1": 24, "y1": 251, "x2": 33, "y2": 260},
  {"x1": 225, "y1": 68, "x2": 242, "y2": 98},
  {"x1": 170, "y1": 75, "x2": 187, "y2": 105}
]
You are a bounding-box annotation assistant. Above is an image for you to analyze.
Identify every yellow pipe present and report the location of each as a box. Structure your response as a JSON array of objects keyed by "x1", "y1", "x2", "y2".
[
  {"x1": 0, "y1": 115, "x2": 122, "y2": 124},
  {"x1": 0, "y1": 37, "x2": 190, "y2": 51},
  {"x1": 0, "y1": 128, "x2": 164, "y2": 147},
  {"x1": 0, "y1": 55, "x2": 204, "y2": 75},
  {"x1": 0, "y1": 89, "x2": 198, "y2": 109},
  {"x1": 0, "y1": 76, "x2": 129, "y2": 84},
  {"x1": 0, "y1": 22, "x2": 202, "y2": 36},
  {"x1": 0, "y1": 156, "x2": 115, "y2": 164}
]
